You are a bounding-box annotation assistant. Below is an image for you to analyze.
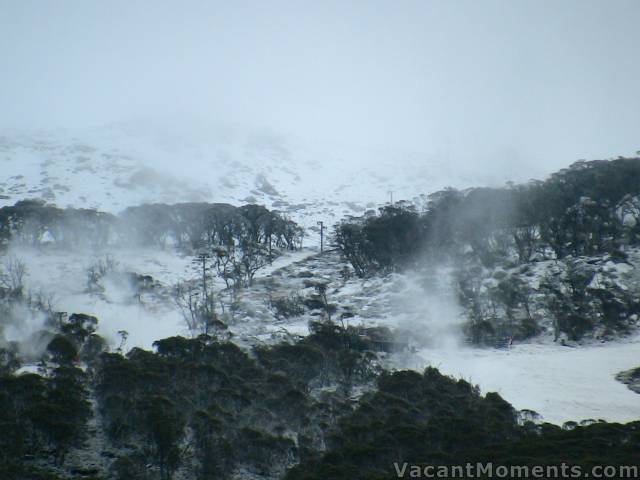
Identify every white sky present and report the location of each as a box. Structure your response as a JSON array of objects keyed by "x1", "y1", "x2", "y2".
[{"x1": 1, "y1": 0, "x2": 639, "y2": 171}]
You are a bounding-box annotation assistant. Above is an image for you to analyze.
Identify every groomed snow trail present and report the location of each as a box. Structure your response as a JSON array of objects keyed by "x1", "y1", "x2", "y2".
[{"x1": 409, "y1": 339, "x2": 640, "y2": 425}]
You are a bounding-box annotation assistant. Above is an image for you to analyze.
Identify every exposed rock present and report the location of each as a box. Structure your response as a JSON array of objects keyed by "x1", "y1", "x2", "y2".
[{"x1": 615, "y1": 367, "x2": 640, "y2": 394}]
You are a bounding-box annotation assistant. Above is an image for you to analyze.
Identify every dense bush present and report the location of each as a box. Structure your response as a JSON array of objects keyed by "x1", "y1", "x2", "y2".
[
  {"x1": 92, "y1": 322, "x2": 380, "y2": 478},
  {"x1": 335, "y1": 203, "x2": 425, "y2": 276},
  {"x1": 337, "y1": 158, "x2": 640, "y2": 276},
  {"x1": 2, "y1": 314, "x2": 639, "y2": 479},
  {"x1": 336, "y1": 158, "x2": 640, "y2": 343},
  {"x1": 286, "y1": 368, "x2": 640, "y2": 479}
]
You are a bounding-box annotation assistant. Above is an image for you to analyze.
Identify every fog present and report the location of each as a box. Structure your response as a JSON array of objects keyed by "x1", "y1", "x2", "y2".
[{"x1": 2, "y1": 0, "x2": 639, "y2": 174}]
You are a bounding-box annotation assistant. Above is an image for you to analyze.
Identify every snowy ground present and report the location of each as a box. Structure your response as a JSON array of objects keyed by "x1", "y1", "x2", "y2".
[
  {"x1": 1, "y1": 124, "x2": 637, "y2": 426},
  {"x1": 6, "y1": 245, "x2": 317, "y2": 350},
  {"x1": 5, "y1": 246, "x2": 188, "y2": 349},
  {"x1": 6, "y1": 241, "x2": 640, "y2": 426},
  {"x1": 403, "y1": 340, "x2": 640, "y2": 425},
  {"x1": 0, "y1": 123, "x2": 547, "y2": 236},
  {"x1": 220, "y1": 249, "x2": 640, "y2": 425}
]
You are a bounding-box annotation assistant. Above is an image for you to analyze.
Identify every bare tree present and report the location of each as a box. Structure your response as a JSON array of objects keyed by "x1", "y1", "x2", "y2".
[
  {"x1": 213, "y1": 247, "x2": 235, "y2": 289},
  {"x1": 238, "y1": 242, "x2": 269, "y2": 286},
  {"x1": 314, "y1": 283, "x2": 332, "y2": 322},
  {"x1": 511, "y1": 225, "x2": 539, "y2": 263},
  {"x1": 85, "y1": 254, "x2": 118, "y2": 293},
  {"x1": 0, "y1": 257, "x2": 27, "y2": 297},
  {"x1": 173, "y1": 254, "x2": 227, "y2": 337},
  {"x1": 214, "y1": 243, "x2": 269, "y2": 288},
  {"x1": 173, "y1": 281, "x2": 201, "y2": 333}
]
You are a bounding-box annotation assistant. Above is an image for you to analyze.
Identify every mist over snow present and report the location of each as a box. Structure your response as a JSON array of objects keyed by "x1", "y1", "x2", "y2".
[
  {"x1": 0, "y1": 120, "x2": 551, "y2": 238},
  {"x1": 386, "y1": 266, "x2": 464, "y2": 350},
  {"x1": 3, "y1": 245, "x2": 192, "y2": 350},
  {"x1": 2, "y1": 0, "x2": 640, "y2": 172},
  {"x1": 3, "y1": 0, "x2": 640, "y2": 231},
  {"x1": 1, "y1": 0, "x2": 640, "y2": 446}
]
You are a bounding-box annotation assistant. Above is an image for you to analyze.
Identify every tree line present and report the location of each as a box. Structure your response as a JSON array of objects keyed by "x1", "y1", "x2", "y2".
[
  {"x1": 335, "y1": 157, "x2": 640, "y2": 343},
  {"x1": 2, "y1": 312, "x2": 639, "y2": 479},
  {"x1": 337, "y1": 158, "x2": 640, "y2": 276},
  {"x1": 0, "y1": 200, "x2": 304, "y2": 252}
]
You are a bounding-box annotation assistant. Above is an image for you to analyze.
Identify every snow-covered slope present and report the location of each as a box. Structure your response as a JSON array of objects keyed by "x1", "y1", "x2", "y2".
[
  {"x1": 10, "y1": 241, "x2": 640, "y2": 425},
  {"x1": 3, "y1": 123, "x2": 637, "y2": 427},
  {"x1": 0, "y1": 123, "x2": 539, "y2": 234}
]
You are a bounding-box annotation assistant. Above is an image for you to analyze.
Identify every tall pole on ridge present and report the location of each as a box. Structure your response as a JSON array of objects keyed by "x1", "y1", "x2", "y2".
[{"x1": 317, "y1": 221, "x2": 324, "y2": 252}]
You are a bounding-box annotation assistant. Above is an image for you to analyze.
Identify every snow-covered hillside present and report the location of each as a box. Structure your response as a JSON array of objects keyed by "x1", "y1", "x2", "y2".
[
  {"x1": 0, "y1": 123, "x2": 542, "y2": 234},
  {"x1": 9, "y1": 241, "x2": 640, "y2": 426},
  {"x1": 1, "y1": 124, "x2": 638, "y2": 428}
]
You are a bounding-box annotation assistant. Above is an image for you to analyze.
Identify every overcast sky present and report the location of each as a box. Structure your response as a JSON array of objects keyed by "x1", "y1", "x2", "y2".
[{"x1": 1, "y1": 0, "x2": 639, "y2": 171}]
